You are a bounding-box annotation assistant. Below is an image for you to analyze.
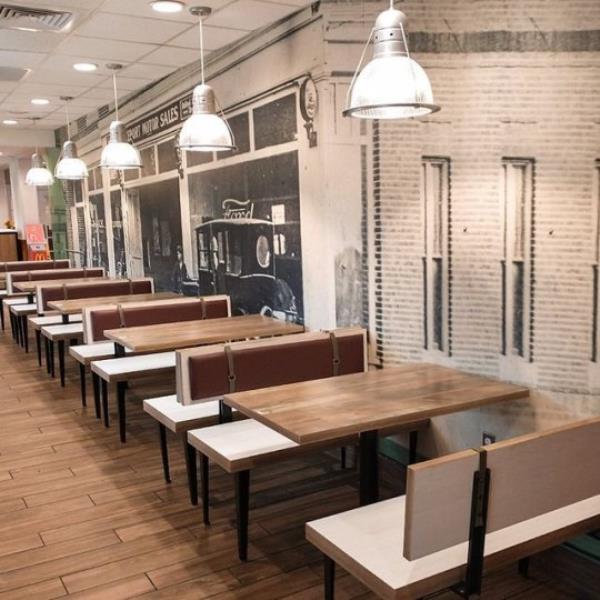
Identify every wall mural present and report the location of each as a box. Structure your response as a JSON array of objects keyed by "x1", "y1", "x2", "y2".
[
  {"x1": 187, "y1": 151, "x2": 303, "y2": 322},
  {"x1": 88, "y1": 193, "x2": 109, "y2": 272},
  {"x1": 110, "y1": 190, "x2": 127, "y2": 278}
]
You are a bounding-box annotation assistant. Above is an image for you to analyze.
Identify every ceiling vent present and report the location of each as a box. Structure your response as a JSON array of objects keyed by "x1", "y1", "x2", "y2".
[
  {"x1": 0, "y1": 3, "x2": 73, "y2": 32},
  {"x1": 97, "y1": 104, "x2": 110, "y2": 120}
]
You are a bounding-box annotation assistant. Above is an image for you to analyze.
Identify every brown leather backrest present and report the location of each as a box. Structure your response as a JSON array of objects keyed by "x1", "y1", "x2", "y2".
[
  {"x1": 85, "y1": 306, "x2": 121, "y2": 343},
  {"x1": 65, "y1": 280, "x2": 132, "y2": 299},
  {"x1": 178, "y1": 328, "x2": 367, "y2": 405},
  {"x1": 39, "y1": 285, "x2": 67, "y2": 311},
  {"x1": 4, "y1": 259, "x2": 70, "y2": 272},
  {"x1": 203, "y1": 297, "x2": 230, "y2": 319},
  {"x1": 120, "y1": 299, "x2": 204, "y2": 328}
]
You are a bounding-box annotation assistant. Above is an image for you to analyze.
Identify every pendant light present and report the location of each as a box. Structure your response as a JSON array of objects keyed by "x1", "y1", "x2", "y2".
[
  {"x1": 55, "y1": 96, "x2": 88, "y2": 181},
  {"x1": 344, "y1": 0, "x2": 440, "y2": 119},
  {"x1": 178, "y1": 6, "x2": 236, "y2": 152},
  {"x1": 25, "y1": 118, "x2": 54, "y2": 187},
  {"x1": 100, "y1": 63, "x2": 142, "y2": 170}
]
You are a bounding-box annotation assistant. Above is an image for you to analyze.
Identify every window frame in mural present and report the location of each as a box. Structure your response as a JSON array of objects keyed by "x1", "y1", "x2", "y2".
[
  {"x1": 422, "y1": 156, "x2": 452, "y2": 356},
  {"x1": 185, "y1": 86, "x2": 303, "y2": 323},
  {"x1": 501, "y1": 157, "x2": 535, "y2": 363}
]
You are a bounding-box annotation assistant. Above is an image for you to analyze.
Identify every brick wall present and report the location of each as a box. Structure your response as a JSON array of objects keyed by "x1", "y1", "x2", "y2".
[{"x1": 363, "y1": 0, "x2": 600, "y2": 447}]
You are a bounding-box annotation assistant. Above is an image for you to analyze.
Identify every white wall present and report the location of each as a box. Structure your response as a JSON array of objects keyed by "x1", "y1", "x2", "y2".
[{"x1": 8, "y1": 157, "x2": 43, "y2": 236}]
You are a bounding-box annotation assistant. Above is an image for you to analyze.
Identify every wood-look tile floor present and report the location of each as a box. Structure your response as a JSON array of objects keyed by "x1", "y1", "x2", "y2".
[{"x1": 0, "y1": 326, "x2": 596, "y2": 599}]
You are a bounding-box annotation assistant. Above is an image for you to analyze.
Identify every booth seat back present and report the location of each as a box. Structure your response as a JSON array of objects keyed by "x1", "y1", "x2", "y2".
[
  {"x1": 83, "y1": 295, "x2": 231, "y2": 343},
  {"x1": 403, "y1": 416, "x2": 600, "y2": 561},
  {"x1": 7, "y1": 268, "x2": 104, "y2": 293},
  {"x1": 119, "y1": 295, "x2": 230, "y2": 328},
  {"x1": 37, "y1": 278, "x2": 153, "y2": 312},
  {"x1": 2, "y1": 259, "x2": 70, "y2": 273},
  {"x1": 176, "y1": 328, "x2": 367, "y2": 405}
]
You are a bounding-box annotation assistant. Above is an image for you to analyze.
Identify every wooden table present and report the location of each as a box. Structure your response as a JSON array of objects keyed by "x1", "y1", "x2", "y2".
[
  {"x1": 14, "y1": 277, "x2": 107, "y2": 302},
  {"x1": 224, "y1": 363, "x2": 529, "y2": 505},
  {"x1": 47, "y1": 292, "x2": 179, "y2": 321},
  {"x1": 104, "y1": 314, "x2": 305, "y2": 356}
]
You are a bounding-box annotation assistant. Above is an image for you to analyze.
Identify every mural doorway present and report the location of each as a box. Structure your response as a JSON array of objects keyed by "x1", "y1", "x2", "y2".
[{"x1": 125, "y1": 179, "x2": 183, "y2": 292}]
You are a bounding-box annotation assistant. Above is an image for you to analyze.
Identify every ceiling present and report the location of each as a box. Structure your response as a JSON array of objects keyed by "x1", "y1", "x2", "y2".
[{"x1": 0, "y1": 0, "x2": 309, "y2": 135}]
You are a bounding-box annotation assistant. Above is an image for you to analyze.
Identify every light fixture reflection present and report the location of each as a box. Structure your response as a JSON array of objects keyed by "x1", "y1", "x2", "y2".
[
  {"x1": 55, "y1": 96, "x2": 88, "y2": 181},
  {"x1": 151, "y1": 0, "x2": 185, "y2": 13}
]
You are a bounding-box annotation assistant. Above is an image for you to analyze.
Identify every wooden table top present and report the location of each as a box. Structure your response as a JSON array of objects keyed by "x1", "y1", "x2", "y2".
[
  {"x1": 224, "y1": 363, "x2": 530, "y2": 444},
  {"x1": 47, "y1": 292, "x2": 179, "y2": 314},
  {"x1": 13, "y1": 276, "x2": 107, "y2": 292},
  {"x1": 104, "y1": 314, "x2": 305, "y2": 352}
]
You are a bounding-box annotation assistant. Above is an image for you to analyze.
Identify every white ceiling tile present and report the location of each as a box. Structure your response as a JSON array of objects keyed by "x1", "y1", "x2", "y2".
[
  {"x1": 5, "y1": 0, "x2": 104, "y2": 9},
  {"x1": 23, "y1": 68, "x2": 105, "y2": 86},
  {"x1": 0, "y1": 30, "x2": 64, "y2": 54},
  {"x1": 75, "y1": 12, "x2": 190, "y2": 44},
  {"x1": 57, "y1": 36, "x2": 158, "y2": 62},
  {"x1": 0, "y1": 82, "x2": 19, "y2": 93},
  {"x1": 265, "y1": 0, "x2": 311, "y2": 6},
  {"x1": 120, "y1": 63, "x2": 175, "y2": 81},
  {"x1": 0, "y1": 50, "x2": 46, "y2": 69},
  {"x1": 13, "y1": 82, "x2": 93, "y2": 96},
  {"x1": 78, "y1": 87, "x2": 120, "y2": 102},
  {"x1": 0, "y1": 101, "x2": 54, "y2": 113},
  {"x1": 207, "y1": 0, "x2": 294, "y2": 30},
  {"x1": 141, "y1": 45, "x2": 200, "y2": 67},
  {"x1": 169, "y1": 23, "x2": 248, "y2": 50},
  {"x1": 96, "y1": 76, "x2": 154, "y2": 92}
]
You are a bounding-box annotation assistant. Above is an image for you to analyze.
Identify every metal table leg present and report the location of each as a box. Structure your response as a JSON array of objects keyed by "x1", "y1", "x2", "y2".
[{"x1": 359, "y1": 430, "x2": 379, "y2": 506}]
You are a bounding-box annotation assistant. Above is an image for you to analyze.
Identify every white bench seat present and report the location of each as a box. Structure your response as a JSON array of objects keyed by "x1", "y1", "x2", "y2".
[
  {"x1": 30, "y1": 314, "x2": 82, "y2": 330},
  {"x1": 69, "y1": 341, "x2": 129, "y2": 365},
  {"x1": 144, "y1": 395, "x2": 223, "y2": 433},
  {"x1": 91, "y1": 351, "x2": 175, "y2": 381},
  {"x1": 4, "y1": 297, "x2": 30, "y2": 307},
  {"x1": 41, "y1": 322, "x2": 84, "y2": 341},
  {"x1": 188, "y1": 419, "x2": 301, "y2": 472},
  {"x1": 306, "y1": 494, "x2": 600, "y2": 600},
  {"x1": 10, "y1": 303, "x2": 37, "y2": 315}
]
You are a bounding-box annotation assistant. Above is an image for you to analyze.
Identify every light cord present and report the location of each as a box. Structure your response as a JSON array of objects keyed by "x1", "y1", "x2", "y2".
[
  {"x1": 198, "y1": 15, "x2": 205, "y2": 85},
  {"x1": 113, "y1": 71, "x2": 119, "y2": 120},
  {"x1": 65, "y1": 102, "x2": 71, "y2": 140}
]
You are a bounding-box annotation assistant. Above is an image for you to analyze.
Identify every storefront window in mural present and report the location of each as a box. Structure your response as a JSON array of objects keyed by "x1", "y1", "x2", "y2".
[
  {"x1": 88, "y1": 193, "x2": 109, "y2": 271},
  {"x1": 110, "y1": 190, "x2": 127, "y2": 278},
  {"x1": 188, "y1": 151, "x2": 303, "y2": 323}
]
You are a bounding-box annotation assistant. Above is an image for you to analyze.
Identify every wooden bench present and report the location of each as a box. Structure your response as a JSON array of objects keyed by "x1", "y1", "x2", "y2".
[
  {"x1": 86, "y1": 296, "x2": 231, "y2": 438},
  {"x1": 306, "y1": 417, "x2": 600, "y2": 600},
  {"x1": 3, "y1": 296, "x2": 30, "y2": 339},
  {"x1": 6, "y1": 267, "x2": 105, "y2": 296},
  {"x1": 182, "y1": 329, "x2": 429, "y2": 561}
]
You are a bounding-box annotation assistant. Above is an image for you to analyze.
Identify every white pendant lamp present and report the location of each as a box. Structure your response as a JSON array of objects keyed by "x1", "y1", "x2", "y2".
[
  {"x1": 344, "y1": 0, "x2": 440, "y2": 119},
  {"x1": 25, "y1": 118, "x2": 54, "y2": 187},
  {"x1": 55, "y1": 96, "x2": 88, "y2": 181},
  {"x1": 178, "y1": 6, "x2": 235, "y2": 152},
  {"x1": 101, "y1": 64, "x2": 142, "y2": 170}
]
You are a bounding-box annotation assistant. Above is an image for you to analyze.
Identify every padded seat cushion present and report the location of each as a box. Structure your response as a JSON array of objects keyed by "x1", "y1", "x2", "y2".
[
  {"x1": 188, "y1": 419, "x2": 298, "y2": 471},
  {"x1": 4, "y1": 298, "x2": 30, "y2": 307},
  {"x1": 69, "y1": 341, "x2": 129, "y2": 364},
  {"x1": 143, "y1": 395, "x2": 223, "y2": 433},
  {"x1": 30, "y1": 314, "x2": 83, "y2": 329},
  {"x1": 10, "y1": 303, "x2": 37, "y2": 314},
  {"x1": 91, "y1": 351, "x2": 175, "y2": 381},
  {"x1": 41, "y1": 323, "x2": 84, "y2": 340}
]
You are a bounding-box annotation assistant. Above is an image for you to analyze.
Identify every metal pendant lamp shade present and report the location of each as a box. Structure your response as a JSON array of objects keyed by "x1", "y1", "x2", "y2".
[
  {"x1": 56, "y1": 140, "x2": 88, "y2": 180},
  {"x1": 344, "y1": 5, "x2": 440, "y2": 119},
  {"x1": 101, "y1": 64, "x2": 142, "y2": 170},
  {"x1": 26, "y1": 153, "x2": 54, "y2": 187},
  {"x1": 101, "y1": 120, "x2": 142, "y2": 169},
  {"x1": 179, "y1": 84, "x2": 235, "y2": 151},
  {"x1": 178, "y1": 6, "x2": 236, "y2": 153}
]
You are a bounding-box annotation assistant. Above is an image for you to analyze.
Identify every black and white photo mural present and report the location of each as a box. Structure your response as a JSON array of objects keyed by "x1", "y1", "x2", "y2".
[
  {"x1": 135, "y1": 179, "x2": 183, "y2": 292},
  {"x1": 186, "y1": 93, "x2": 303, "y2": 323},
  {"x1": 88, "y1": 193, "x2": 109, "y2": 272},
  {"x1": 110, "y1": 190, "x2": 127, "y2": 278}
]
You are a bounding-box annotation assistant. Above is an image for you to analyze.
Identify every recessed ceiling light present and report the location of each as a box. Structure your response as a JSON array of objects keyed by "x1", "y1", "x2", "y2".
[
  {"x1": 73, "y1": 62, "x2": 98, "y2": 72},
  {"x1": 2, "y1": 120, "x2": 18, "y2": 126},
  {"x1": 31, "y1": 98, "x2": 50, "y2": 105},
  {"x1": 151, "y1": 1, "x2": 185, "y2": 13}
]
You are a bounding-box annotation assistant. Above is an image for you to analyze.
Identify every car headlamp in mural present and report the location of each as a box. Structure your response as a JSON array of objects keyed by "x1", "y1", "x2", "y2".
[{"x1": 187, "y1": 151, "x2": 303, "y2": 323}]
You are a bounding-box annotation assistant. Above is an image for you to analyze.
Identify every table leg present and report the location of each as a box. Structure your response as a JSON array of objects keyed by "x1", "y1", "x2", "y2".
[
  {"x1": 359, "y1": 430, "x2": 379, "y2": 506},
  {"x1": 0, "y1": 298, "x2": 4, "y2": 331},
  {"x1": 101, "y1": 380, "x2": 109, "y2": 428},
  {"x1": 58, "y1": 340, "x2": 65, "y2": 387},
  {"x1": 23, "y1": 317, "x2": 28, "y2": 353},
  {"x1": 49, "y1": 340, "x2": 55, "y2": 377},
  {"x1": 158, "y1": 423, "x2": 171, "y2": 484},
  {"x1": 183, "y1": 437, "x2": 198, "y2": 506},
  {"x1": 114, "y1": 343, "x2": 125, "y2": 358},
  {"x1": 92, "y1": 372, "x2": 101, "y2": 419},
  {"x1": 44, "y1": 337, "x2": 50, "y2": 374},
  {"x1": 79, "y1": 363, "x2": 87, "y2": 407},
  {"x1": 35, "y1": 330, "x2": 42, "y2": 366},
  {"x1": 117, "y1": 381, "x2": 127, "y2": 443}
]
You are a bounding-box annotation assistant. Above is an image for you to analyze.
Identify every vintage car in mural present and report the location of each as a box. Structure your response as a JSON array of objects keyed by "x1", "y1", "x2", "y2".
[{"x1": 186, "y1": 216, "x2": 300, "y2": 323}]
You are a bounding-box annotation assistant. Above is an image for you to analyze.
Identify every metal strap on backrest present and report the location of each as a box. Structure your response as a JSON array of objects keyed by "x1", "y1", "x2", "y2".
[
  {"x1": 83, "y1": 267, "x2": 87, "y2": 276},
  {"x1": 62, "y1": 283, "x2": 69, "y2": 300},
  {"x1": 329, "y1": 331, "x2": 341, "y2": 376},
  {"x1": 456, "y1": 447, "x2": 490, "y2": 599},
  {"x1": 128, "y1": 279, "x2": 133, "y2": 294},
  {"x1": 200, "y1": 297, "x2": 207, "y2": 320},
  {"x1": 27, "y1": 272, "x2": 32, "y2": 281},
  {"x1": 117, "y1": 304, "x2": 126, "y2": 328},
  {"x1": 224, "y1": 344, "x2": 236, "y2": 393}
]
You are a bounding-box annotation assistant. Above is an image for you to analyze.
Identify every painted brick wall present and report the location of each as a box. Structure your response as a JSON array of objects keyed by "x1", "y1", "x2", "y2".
[{"x1": 366, "y1": 0, "x2": 600, "y2": 449}]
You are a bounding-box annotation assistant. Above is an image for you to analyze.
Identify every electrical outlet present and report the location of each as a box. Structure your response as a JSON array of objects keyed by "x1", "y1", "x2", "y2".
[{"x1": 482, "y1": 432, "x2": 496, "y2": 446}]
